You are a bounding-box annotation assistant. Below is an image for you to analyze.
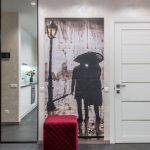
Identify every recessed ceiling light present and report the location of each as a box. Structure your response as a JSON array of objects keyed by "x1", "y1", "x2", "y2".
[{"x1": 30, "y1": 1, "x2": 36, "y2": 6}]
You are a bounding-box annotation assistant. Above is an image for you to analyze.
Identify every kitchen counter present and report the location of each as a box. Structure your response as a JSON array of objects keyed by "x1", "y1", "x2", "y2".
[
  {"x1": 20, "y1": 83, "x2": 37, "y2": 119},
  {"x1": 21, "y1": 82, "x2": 37, "y2": 88}
]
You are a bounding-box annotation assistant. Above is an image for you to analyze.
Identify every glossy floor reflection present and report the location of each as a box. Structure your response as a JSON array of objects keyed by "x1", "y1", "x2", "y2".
[
  {"x1": 1, "y1": 144, "x2": 150, "y2": 150},
  {"x1": 1, "y1": 108, "x2": 37, "y2": 142}
]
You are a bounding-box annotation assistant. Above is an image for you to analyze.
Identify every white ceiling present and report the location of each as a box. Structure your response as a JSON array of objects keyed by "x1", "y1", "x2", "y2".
[{"x1": 2, "y1": 0, "x2": 37, "y2": 38}]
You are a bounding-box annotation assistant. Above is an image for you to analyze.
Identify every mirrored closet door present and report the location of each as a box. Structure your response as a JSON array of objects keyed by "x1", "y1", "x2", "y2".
[{"x1": 1, "y1": 0, "x2": 38, "y2": 142}]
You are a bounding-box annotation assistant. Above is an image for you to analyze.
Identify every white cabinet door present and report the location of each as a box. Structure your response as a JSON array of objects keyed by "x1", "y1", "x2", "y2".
[{"x1": 115, "y1": 22, "x2": 150, "y2": 143}]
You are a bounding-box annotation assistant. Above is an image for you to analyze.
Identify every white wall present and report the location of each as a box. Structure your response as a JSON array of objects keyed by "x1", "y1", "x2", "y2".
[
  {"x1": 21, "y1": 28, "x2": 37, "y2": 66},
  {"x1": 1, "y1": 12, "x2": 20, "y2": 123},
  {"x1": 38, "y1": 0, "x2": 150, "y2": 142}
]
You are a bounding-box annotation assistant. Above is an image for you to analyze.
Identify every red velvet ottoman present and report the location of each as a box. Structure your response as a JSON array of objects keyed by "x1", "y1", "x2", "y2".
[{"x1": 44, "y1": 115, "x2": 78, "y2": 150}]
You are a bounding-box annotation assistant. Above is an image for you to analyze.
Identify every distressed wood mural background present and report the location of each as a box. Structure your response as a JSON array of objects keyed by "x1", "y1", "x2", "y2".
[{"x1": 44, "y1": 18, "x2": 104, "y2": 137}]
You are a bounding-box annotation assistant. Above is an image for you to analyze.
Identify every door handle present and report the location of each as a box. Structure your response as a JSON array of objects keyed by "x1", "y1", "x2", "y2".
[{"x1": 116, "y1": 84, "x2": 126, "y2": 88}]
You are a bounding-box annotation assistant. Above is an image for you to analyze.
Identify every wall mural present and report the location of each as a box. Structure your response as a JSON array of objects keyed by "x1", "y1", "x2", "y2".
[{"x1": 44, "y1": 18, "x2": 104, "y2": 137}]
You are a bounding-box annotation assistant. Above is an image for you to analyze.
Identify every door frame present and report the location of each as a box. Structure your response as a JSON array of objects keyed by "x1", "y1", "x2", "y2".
[
  {"x1": 110, "y1": 19, "x2": 150, "y2": 143},
  {"x1": 0, "y1": 0, "x2": 39, "y2": 143}
]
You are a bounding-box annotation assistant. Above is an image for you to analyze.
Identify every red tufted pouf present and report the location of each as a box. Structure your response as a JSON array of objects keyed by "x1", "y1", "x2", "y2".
[{"x1": 44, "y1": 115, "x2": 78, "y2": 150}]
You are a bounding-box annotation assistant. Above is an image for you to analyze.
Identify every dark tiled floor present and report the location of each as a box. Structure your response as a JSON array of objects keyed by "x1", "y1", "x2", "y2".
[
  {"x1": 1, "y1": 108, "x2": 37, "y2": 142},
  {"x1": 79, "y1": 144, "x2": 150, "y2": 150},
  {"x1": 1, "y1": 144, "x2": 150, "y2": 150}
]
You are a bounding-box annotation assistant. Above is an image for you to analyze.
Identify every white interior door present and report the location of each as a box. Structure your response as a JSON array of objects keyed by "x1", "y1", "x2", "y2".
[{"x1": 115, "y1": 22, "x2": 150, "y2": 143}]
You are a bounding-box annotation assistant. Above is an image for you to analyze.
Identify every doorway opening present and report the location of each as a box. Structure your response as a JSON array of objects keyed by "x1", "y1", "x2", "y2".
[{"x1": 0, "y1": 0, "x2": 38, "y2": 142}]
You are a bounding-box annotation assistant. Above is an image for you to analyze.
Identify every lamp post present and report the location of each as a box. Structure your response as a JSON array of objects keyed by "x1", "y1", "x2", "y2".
[{"x1": 46, "y1": 20, "x2": 58, "y2": 115}]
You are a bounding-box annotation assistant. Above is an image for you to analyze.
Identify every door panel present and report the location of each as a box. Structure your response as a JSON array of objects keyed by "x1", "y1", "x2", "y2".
[
  {"x1": 122, "y1": 102, "x2": 150, "y2": 120},
  {"x1": 122, "y1": 29, "x2": 150, "y2": 45},
  {"x1": 122, "y1": 45, "x2": 150, "y2": 63},
  {"x1": 115, "y1": 22, "x2": 150, "y2": 143},
  {"x1": 122, "y1": 121, "x2": 150, "y2": 136},
  {"x1": 121, "y1": 83, "x2": 150, "y2": 101},
  {"x1": 122, "y1": 65, "x2": 150, "y2": 82}
]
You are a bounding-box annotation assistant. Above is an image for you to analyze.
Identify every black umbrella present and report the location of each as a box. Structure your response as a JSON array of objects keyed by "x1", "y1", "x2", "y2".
[{"x1": 74, "y1": 52, "x2": 103, "y2": 64}]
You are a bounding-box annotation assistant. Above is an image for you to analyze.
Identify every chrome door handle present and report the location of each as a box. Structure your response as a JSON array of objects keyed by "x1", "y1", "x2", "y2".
[{"x1": 116, "y1": 84, "x2": 126, "y2": 88}]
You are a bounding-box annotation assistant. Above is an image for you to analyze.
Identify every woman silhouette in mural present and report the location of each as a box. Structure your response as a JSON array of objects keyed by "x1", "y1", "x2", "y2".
[{"x1": 72, "y1": 52, "x2": 103, "y2": 136}]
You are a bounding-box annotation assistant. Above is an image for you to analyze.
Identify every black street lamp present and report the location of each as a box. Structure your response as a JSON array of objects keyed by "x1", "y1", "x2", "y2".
[{"x1": 46, "y1": 20, "x2": 58, "y2": 115}]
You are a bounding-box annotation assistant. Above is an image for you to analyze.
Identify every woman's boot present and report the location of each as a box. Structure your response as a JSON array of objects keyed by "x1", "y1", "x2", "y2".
[
  {"x1": 84, "y1": 118, "x2": 89, "y2": 136},
  {"x1": 95, "y1": 119, "x2": 101, "y2": 136},
  {"x1": 78, "y1": 121, "x2": 83, "y2": 136}
]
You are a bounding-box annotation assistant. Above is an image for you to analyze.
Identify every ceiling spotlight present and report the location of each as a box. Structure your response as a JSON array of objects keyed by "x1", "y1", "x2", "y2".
[
  {"x1": 85, "y1": 64, "x2": 89, "y2": 67},
  {"x1": 30, "y1": 1, "x2": 36, "y2": 6}
]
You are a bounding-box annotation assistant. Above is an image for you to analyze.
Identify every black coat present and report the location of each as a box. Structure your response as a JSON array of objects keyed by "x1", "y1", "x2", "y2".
[
  {"x1": 83, "y1": 65, "x2": 102, "y2": 106},
  {"x1": 71, "y1": 65, "x2": 87, "y2": 100},
  {"x1": 71, "y1": 64, "x2": 102, "y2": 106}
]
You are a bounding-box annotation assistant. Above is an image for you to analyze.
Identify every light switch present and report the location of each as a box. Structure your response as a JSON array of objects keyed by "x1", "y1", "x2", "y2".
[
  {"x1": 5, "y1": 109, "x2": 10, "y2": 114},
  {"x1": 39, "y1": 87, "x2": 45, "y2": 93},
  {"x1": 104, "y1": 87, "x2": 109, "y2": 93},
  {"x1": 10, "y1": 84, "x2": 18, "y2": 88}
]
